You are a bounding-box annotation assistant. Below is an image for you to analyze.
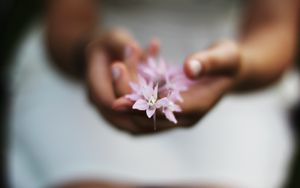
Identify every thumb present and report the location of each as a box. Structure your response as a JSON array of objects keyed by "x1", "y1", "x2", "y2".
[{"x1": 184, "y1": 40, "x2": 241, "y2": 79}]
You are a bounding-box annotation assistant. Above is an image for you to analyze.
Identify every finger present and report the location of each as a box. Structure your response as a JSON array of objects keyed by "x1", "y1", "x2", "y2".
[
  {"x1": 99, "y1": 108, "x2": 144, "y2": 135},
  {"x1": 136, "y1": 38, "x2": 161, "y2": 61},
  {"x1": 124, "y1": 43, "x2": 142, "y2": 62},
  {"x1": 111, "y1": 62, "x2": 132, "y2": 97},
  {"x1": 87, "y1": 48, "x2": 116, "y2": 108},
  {"x1": 179, "y1": 76, "x2": 233, "y2": 113},
  {"x1": 184, "y1": 40, "x2": 241, "y2": 79},
  {"x1": 112, "y1": 97, "x2": 133, "y2": 111},
  {"x1": 124, "y1": 43, "x2": 142, "y2": 81},
  {"x1": 146, "y1": 38, "x2": 160, "y2": 57},
  {"x1": 100, "y1": 28, "x2": 138, "y2": 60}
]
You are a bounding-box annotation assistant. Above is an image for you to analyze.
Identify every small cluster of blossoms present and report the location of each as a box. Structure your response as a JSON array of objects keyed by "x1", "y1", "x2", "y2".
[{"x1": 125, "y1": 57, "x2": 192, "y2": 125}]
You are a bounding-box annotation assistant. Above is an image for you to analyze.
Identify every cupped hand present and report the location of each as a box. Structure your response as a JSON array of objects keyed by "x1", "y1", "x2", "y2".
[
  {"x1": 111, "y1": 39, "x2": 242, "y2": 134},
  {"x1": 180, "y1": 39, "x2": 241, "y2": 114}
]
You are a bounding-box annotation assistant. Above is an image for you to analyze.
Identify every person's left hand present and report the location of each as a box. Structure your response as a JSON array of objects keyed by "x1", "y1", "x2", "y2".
[{"x1": 179, "y1": 40, "x2": 241, "y2": 114}]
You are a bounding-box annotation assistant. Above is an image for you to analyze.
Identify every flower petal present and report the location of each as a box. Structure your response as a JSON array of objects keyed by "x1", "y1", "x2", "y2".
[
  {"x1": 142, "y1": 84, "x2": 154, "y2": 99},
  {"x1": 125, "y1": 93, "x2": 141, "y2": 101},
  {"x1": 129, "y1": 82, "x2": 140, "y2": 93},
  {"x1": 137, "y1": 74, "x2": 147, "y2": 87},
  {"x1": 146, "y1": 108, "x2": 156, "y2": 118},
  {"x1": 159, "y1": 58, "x2": 167, "y2": 71},
  {"x1": 148, "y1": 57, "x2": 157, "y2": 69},
  {"x1": 155, "y1": 97, "x2": 169, "y2": 108},
  {"x1": 169, "y1": 90, "x2": 183, "y2": 102},
  {"x1": 140, "y1": 67, "x2": 157, "y2": 80},
  {"x1": 132, "y1": 99, "x2": 148, "y2": 110},
  {"x1": 153, "y1": 84, "x2": 158, "y2": 99},
  {"x1": 164, "y1": 110, "x2": 177, "y2": 124},
  {"x1": 172, "y1": 103, "x2": 182, "y2": 112}
]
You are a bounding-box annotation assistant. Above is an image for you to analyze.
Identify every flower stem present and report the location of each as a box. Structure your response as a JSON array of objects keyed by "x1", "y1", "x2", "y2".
[{"x1": 153, "y1": 113, "x2": 157, "y2": 131}]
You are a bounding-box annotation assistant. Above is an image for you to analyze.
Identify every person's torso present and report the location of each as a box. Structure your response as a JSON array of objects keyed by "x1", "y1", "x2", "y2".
[{"x1": 102, "y1": 0, "x2": 241, "y2": 62}]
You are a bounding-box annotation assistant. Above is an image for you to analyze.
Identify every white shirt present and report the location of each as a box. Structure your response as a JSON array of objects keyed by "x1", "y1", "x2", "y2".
[{"x1": 8, "y1": 1, "x2": 300, "y2": 187}]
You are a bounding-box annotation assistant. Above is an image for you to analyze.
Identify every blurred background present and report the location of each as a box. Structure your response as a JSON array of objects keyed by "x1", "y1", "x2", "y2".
[
  {"x1": 1, "y1": 0, "x2": 300, "y2": 188},
  {"x1": 0, "y1": 0, "x2": 43, "y2": 187}
]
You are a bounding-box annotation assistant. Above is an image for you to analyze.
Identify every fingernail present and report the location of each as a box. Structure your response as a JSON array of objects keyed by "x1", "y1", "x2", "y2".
[
  {"x1": 112, "y1": 66, "x2": 120, "y2": 81},
  {"x1": 188, "y1": 59, "x2": 202, "y2": 77}
]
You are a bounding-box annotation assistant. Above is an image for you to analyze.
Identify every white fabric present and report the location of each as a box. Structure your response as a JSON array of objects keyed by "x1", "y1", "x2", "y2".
[
  {"x1": 102, "y1": 0, "x2": 239, "y2": 63},
  {"x1": 8, "y1": 1, "x2": 299, "y2": 187}
]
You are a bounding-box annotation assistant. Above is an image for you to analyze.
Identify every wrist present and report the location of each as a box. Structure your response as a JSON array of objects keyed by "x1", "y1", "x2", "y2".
[
  {"x1": 230, "y1": 44, "x2": 253, "y2": 92},
  {"x1": 47, "y1": 35, "x2": 91, "y2": 80}
]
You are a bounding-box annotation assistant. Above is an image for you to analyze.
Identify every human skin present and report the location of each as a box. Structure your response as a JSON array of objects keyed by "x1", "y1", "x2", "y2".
[{"x1": 45, "y1": 0, "x2": 299, "y2": 187}]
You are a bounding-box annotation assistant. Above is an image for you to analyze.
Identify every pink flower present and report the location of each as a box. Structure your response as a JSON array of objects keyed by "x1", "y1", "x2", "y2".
[
  {"x1": 125, "y1": 75, "x2": 148, "y2": 101},
  {"x1": 164, "y1": 68, "x2": 192, "y2": 92},
  {"x1": 132, "y1": 84, "x2": 168, "y2": 118},
  {"x1": 138, "y1": 57, "x2": 168, "y2": 82},
  {"x1": 158, "y1": 68, "x2": 192, "y2": 102},
  {"x1": 125, "y1": 56, "x2": 192, "y2": 125}
]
